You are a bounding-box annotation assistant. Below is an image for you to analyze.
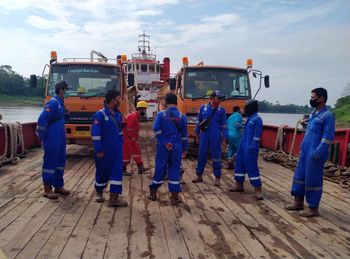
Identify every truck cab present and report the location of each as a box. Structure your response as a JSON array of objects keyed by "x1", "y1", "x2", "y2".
[
  {"x1": 170, "y1": 58, "x2": 269, "y2": 144},
  {"x1": 32, "y1": 51, "x2": 133, "y2": 145}
]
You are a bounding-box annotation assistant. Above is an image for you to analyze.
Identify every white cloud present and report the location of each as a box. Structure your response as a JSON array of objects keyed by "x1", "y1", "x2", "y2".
[
  {"x1": 26, "y1": 15, "x2": 79, "y2": 31},
  {"x1": 134, "y1": 9, "x2": 163, "y2": 16}
]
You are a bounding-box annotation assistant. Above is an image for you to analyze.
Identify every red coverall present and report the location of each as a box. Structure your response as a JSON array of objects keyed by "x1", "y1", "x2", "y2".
[{"x1": 123, "y1": 111, "x2": 143, "y2": 167}]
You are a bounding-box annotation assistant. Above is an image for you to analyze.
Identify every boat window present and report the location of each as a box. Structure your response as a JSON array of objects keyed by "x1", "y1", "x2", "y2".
[
  {"x1": 136, "y1": 64, "x2": 140, "y2": 71},
  {"x1": 141, "y1": 64, "x2": 148, "y2": 72},
  {"x1": 128, "y1": 64, "x2": 133, "y2": 72},
  {"x1": 155, "y1": 64, "x2": 160, "y2": 73},
  {"x1": 149, "y1": 64, "x2": 155, "y2": 73}
]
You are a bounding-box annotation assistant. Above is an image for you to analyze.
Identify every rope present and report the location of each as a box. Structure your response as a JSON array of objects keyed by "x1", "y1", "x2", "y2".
[
  {"x1": 0, "y1": 118, "x2": 25, "y2": 166},
  {"x1": 274, "y1": 125, "x2": 288, "y2": 153},
  {"x1": 288, "y1": 120, "x2": 301, "y2": 160},
  {"x1": 0, "y1": 121, "x2": 8, "y2": 161}
]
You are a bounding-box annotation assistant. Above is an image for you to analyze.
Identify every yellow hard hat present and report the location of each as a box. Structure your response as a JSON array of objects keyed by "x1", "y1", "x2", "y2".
[
  {"x1": 206, "y1": 89, "x2": 213, "y2": 96},
  {"x1": 78, "y1": 86, "x2": 86, "y2": 93},
  {"x1": 136, "y1": 101, "x2": 148, "y2": 108}
]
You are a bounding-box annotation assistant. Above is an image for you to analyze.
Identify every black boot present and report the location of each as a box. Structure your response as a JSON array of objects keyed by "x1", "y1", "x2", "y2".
[
  {"x1": 285, "y1": 196, "x2": 304, "y2": 211},
  {"x1": 170, "y1": 192, "x2": 182, "y2": 206},
  {"x1": 138, "y1": 164, "x2": 150, "y2": 174},
  {"x1": 148, "y1": 188, "x2": 157, "y2": 201},
  {"x1": 123, "y1": 165, "x2": 132, "y2": 176},
  {"x1": 108, "y1": 193, "x2": 128, "y2": 207}
]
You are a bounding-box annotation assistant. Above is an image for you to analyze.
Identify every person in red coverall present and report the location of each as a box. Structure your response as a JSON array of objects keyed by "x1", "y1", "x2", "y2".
[{"x1": 122, "y1": 101, "x2": 150, "y2": 176}]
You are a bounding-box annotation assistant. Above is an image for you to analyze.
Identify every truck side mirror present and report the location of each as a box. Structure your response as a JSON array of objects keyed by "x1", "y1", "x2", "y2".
[
  {"x1": 128, "y1": 73, "x2": 135, "y2": 87},
  {"x1": 264, "y1": 75, "x2": 270, "y2": 88},
  {"x1": 30, "y1": 74, "x2": 37, "y2": 88},
  {"x1": 169, "y1": 78, "x2": 176, "y2": 91}
]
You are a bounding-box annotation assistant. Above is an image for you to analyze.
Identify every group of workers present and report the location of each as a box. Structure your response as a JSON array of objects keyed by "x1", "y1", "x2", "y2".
[{"x1": 37, "y1": 80, "x2": 334, "y2": 218}]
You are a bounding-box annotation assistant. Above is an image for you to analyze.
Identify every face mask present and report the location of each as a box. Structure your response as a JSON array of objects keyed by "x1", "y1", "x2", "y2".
[
  {"x1": 309, "y1": 98, "x2": 319, "y2": 108},
  {"x1": 212, "y1": 98, "x2": 220, "y2": 108}
]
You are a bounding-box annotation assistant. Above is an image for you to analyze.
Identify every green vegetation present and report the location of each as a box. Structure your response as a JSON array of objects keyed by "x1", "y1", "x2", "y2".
[
  {"x1": 258, "y1": 100, "x2": 312, "y2": 114},
  {"x1": 0, "y1": 64, "x2": 45, "y2": 105},
  {"x1": 0, "y1": 94, "x2": 42, "y2": 106},
  {"x1": 333, "y1": 94, "x2": 350, "y2": 127}
]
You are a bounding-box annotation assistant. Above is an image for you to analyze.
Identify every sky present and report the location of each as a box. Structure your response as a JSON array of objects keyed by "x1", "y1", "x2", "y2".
[{"x1": 0, "y1": 0, "x2": 349, "y2": 106}]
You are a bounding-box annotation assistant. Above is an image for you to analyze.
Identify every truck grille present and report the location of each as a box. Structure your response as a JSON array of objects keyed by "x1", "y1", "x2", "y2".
[{"x1": 65, "y1": 112, "x2": 95, "y2": 124}]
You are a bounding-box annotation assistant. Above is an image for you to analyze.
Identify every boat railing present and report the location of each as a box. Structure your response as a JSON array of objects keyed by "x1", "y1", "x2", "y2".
[{"x1": 131, "y1": 53, "x2": 156, "y2": 61}]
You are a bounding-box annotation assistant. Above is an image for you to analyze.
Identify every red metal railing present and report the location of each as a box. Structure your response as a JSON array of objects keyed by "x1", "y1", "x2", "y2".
[{"x1": 261, "y1": 125, "x2": 350, "y2": 166}]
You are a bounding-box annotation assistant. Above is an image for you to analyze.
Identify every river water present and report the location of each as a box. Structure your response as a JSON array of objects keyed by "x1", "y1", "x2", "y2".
[{"x1": 0, "y1": 105, "x2": 304, "y2": 127}]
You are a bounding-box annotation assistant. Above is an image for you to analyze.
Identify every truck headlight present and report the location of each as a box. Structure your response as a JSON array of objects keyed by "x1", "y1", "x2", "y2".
[{"x1": 187, "y1": 116, "x2": 198, "y2": 124}]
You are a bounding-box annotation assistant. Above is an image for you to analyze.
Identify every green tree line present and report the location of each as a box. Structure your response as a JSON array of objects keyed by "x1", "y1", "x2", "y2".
[
  {"x1": 0, "y1": 65, "x2": 45, "y2": 97},
  {"x1": 333, "y1": 83, "x2": 350, "y2": 125},
  {"x1": 258, "y1": 100, "x2": 312, "y2": 114}
]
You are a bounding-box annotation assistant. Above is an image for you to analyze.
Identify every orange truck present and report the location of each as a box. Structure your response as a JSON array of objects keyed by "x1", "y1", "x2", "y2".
[
  {"x1": 31, "y1": 50, "x2": 134, "y2": 145},
  {"x1": 168, "y1": 58, "x2": 269, "y2": 145}
]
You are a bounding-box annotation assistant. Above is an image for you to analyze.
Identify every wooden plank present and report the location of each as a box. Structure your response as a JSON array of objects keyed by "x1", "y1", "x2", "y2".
[
  {"x1": 249, "y1": 171, "x2": 350, "y2": 254},
  {"x1": 83, "y1": 160, "x2": 131, "y2": 258},
  {"x1": 186, "y1": 158, "x2": 302, "y2": 259},
  {"x1": 1, "y1": 159, "x2": 93, "y2": 258},
  {"x1": 35, "y1": 178, "x2": 95, "y2": 258},
  {"x1": 15, "y1": 160, "x2": 95, "y2": 259},
  {"x1": 156, "y1": 185, "x2": 190, "y2": 259},
  {"x1": 0, "y1": 198, "x2": 35, "y2": 234},
  {"x1": 141, "y1": 132, "x2": 190, "y2": 259},
  {"x1": 259, "y1": 161, "x2": 350, "y2": 231},
  {"x1": 181, "y1": 164, "x2": 269, "y2": 259},
  {"x1": 140, "y1": 172, "x2": 172, "y2": 259},
  {"x1": 0, "y1": 197, "x2": 49, "y2": 249},
  {"x1": 215, "y1": 171, "x2": 340, "y2": 258},
  {"x1": 181, "y1": 170, "x2": 250, "y2": 258},
  {"x1": 15, "y1": 157, "x2": 81, "y2": 199},
  {"x1": 127, "y1": 169, "x2": 153, "y2": 258},
  {"x1": 104, "y1": 172, "x2": 132, "y2": 259},
  {"x1": 260, "y1": 159, "x2": 350, "y2": 208},
  {"x1": 47, "y1": 169, "x2": 102, "y2": 258}
]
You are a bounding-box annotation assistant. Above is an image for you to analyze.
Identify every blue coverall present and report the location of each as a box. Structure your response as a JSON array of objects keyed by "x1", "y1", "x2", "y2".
[
  {"x1": 291, "y1": 107, "x2": 335, "y2": 208},
  {"x1": 234, "y1": 112, "x2": 263, "y2": 187},
  {"x1": 227, "y1": 112, "x2": 242, "y2": 160},
  {"x1": 149, "y1": 107, "x2": 188, "y2": 192},
  {"x1": 195, "y1": 104, "x2": 228, "y2": 177},
  {"x1": 37, "y1": 96, "x2": 66, "y2": 188},
  {"x1": 91, "y1": 107, "x2": 124, "y2": 194}
]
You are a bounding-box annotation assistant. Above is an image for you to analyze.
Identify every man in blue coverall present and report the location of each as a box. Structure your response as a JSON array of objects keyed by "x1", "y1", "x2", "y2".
[
  {"x1": 226, "y1": 106, "x2": 242, "y2": 169},
  {"x1": 285, "y1": 87, "x2": 335, "y2": 217},
  {"x1": 192, "y1": 90, "x2": 228, "y2": 187},
  {"x1": 37, "y1": 80, "x2": 71, "y2": 199},
  {"x1": 91, "y1": 90, "x2": 127, "y2": 207},
  {"x1": 148, "y1": 92, "x2": 188, "y2": 205},
  {"x1": 229, "y1": 100, "x2": 264, "y2": 200}
]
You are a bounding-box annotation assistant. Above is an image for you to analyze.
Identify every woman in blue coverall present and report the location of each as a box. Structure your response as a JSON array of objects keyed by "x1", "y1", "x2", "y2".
[{"x1": 285, "y1": 87, "x2": 335, "y2": 217}]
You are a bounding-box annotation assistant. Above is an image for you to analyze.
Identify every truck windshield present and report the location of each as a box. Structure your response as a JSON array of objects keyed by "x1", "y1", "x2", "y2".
[
  {"x1": 184, "y1": 68, "x2": 250, "y2": 99},
  {"x1": 48, "y1": 64, "x2": 121, "y2": 97}
]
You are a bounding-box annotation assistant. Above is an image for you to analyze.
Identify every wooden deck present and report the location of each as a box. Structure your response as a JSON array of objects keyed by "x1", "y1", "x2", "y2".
[{"x1": 0, "y1": 125, "x2": 350, "y2": 259}]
